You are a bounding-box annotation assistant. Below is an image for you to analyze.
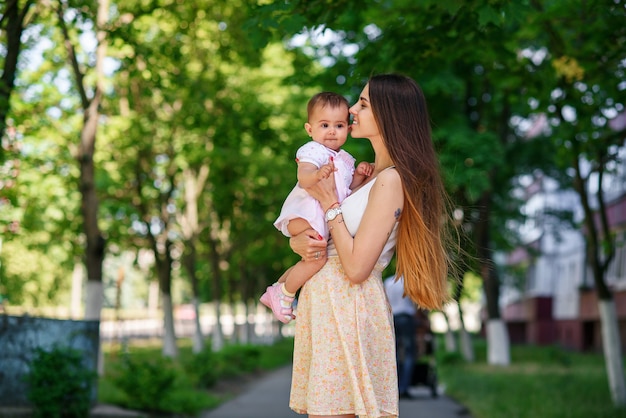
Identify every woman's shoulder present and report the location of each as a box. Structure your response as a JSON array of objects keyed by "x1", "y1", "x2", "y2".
[
  {"x1": 366, "y1": 167, "x2": 402, "y2": 202},
  {"x1": 374, "y1": 166, "x2": 401, "y2": 187}
]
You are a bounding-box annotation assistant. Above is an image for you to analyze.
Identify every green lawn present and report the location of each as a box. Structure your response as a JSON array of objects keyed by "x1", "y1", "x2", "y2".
[{"x1": 437, "y1": 338, "x2": 626, "y2": 418}]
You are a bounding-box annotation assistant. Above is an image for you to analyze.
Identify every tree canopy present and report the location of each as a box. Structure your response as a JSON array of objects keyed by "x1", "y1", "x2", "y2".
[{"x1": 0, "y1": 0, "x2": 624, "y2": 348}]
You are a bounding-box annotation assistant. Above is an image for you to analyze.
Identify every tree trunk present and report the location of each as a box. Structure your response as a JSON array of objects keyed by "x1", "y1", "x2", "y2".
[
  {"x1": 81, "y1": 141, "x2": 105, "y2": 322},
  {"x1": 475, "y1": 193, "x2": 499, "y2": 320},
  {"x1": 191, "y1": 296, "x2": 204, "y2": 353},
  {"x1": 56, "y1": 0, "x2": 109, "y2": 374},
  {"x1": 245, "y1": 302, "x2": 254, "y2": 344},
  {"x1": 211, "y1": 299, "x2": 224, "y2": 351},
  {"x1": 572, "y1": 146, "x2": 625, "y2": 405},
  {"x1": 180, "y1": 167, "x2": 208, "y2": 353},
  {"x1": 486, "y1": 319, "x2": 510, "y2": 366},
  {"x1": 159, "y1": 237, "x2": 178, "y2": 357},
  {"x1": 451, "y1": 264, "x2": 474, "y2": 362},
  {"x1": 137, "y1": 195, "x2": 179, "y2": 358},
  {"x1": 70, "y1": 261, "x2": 83, "y2": 319},
  {"x1": 441, "y1": 310, "x2": 457, "y2": 352},
  {"x1": 239, "y1": 264, "x2": 255, "y2": 345},
  {"x1": 55, "y1": 0, "x2": 108, "y2": 322},
  {"x1": 457, "y1": 301, "x2": 475, "y2": 362},
  {"x1": 599, "y1": 300, "x2": 626, "y2": 406},
  {"x1": 60, "y1": 0, "x2": 108, "y2": 322},
  {"x1": 208, "y1": 245, "x2": 224, "y2": 351},
  {"x1": 161, "y1": 292, "x2": 177, "y2": 358},
  {"x1": 158, "y1": 261, "x2": 178, "y2": 358},
  {"x1": 86, "y1": 278, "x2": 105, "y2": 375},
  {"x1": 182, "y1": 243, "x2": 204, "y2": 353},
  {"x1": 148, "y1": 228, "x2": 178, "y2": 358},
  {"x1": 475, "y1": 191, "x2": 510, "y2": 365}
]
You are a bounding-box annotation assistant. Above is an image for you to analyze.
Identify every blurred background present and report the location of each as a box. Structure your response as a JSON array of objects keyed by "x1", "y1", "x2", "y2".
[{"x1": 1, "y1": 0, "x2": 625, "y2": 415}]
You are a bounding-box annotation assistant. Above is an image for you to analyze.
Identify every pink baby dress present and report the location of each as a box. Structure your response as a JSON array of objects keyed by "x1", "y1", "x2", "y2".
[{"x1": 274, "y1": 141, "x2": 356, "y2": 239}]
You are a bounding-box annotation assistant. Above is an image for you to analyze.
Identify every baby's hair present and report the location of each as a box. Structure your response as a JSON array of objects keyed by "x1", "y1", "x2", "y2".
[{"x1": 307, "y1": 92, "x2": 350, "y2": 120}]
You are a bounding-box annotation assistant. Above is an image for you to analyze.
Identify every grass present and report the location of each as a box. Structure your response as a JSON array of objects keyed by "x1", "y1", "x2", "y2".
[
  {"x1": 437, "y1": 337, "x2": 626, "y2": 418},
  {"x1": 98, "y1": 337, "x2": 295, "y2": 416}
]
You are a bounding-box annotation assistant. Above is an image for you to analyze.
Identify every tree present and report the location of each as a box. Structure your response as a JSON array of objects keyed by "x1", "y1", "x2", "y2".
[
  {"x1": 0, "y1": 1, "x2": 36, "y2": 291},
  {"x1": 179, "y1": 165, "x2": 209, "y2": 353},
  {"x1": 50, "y1": 0, "x2": 109, "y2": 324},
  {"x1": 519, "y1": 0, "x2": 626, "y2": 406},
  {"x1": 1, "y1": 1, "x2": 89, "y2": 311},
  {"x1": 0, "y1": 0, "x2": 36, "y2": 162}
]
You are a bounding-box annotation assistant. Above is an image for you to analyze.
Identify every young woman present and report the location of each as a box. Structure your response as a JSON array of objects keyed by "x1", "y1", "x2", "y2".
[{"x1": 287, "y1": 74, "x2": 452, "y2": 418}]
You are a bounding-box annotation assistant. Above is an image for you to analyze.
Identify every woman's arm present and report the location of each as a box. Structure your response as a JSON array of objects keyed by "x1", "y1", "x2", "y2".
[
  {"x1": 331, "y1": 169, "x2": 403, "y2": 283},
  {"x1": 307, "y1": 166, "x2": 404, "y2": 283}
]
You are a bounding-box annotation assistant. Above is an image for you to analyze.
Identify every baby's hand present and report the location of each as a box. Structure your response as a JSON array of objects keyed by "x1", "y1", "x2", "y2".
[
  {"x1": 317, "y1": 163, "x2": 334, "y2": 180},
  {"x1": 356, "y1": 162, "x2": 374, "y2": 177}
]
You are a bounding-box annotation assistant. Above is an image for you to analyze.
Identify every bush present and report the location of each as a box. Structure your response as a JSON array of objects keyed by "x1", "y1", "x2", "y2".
[
  {"x1": 111, "y1": 351, "x2": 217, "y2": 416},
  {"x1": 24, "y1": 346, "x2": 96, "y2": 418},
  {"x1": 99, "y1": 338, "x2": 295, "y2": 416},
  {"x1": 217, "y1": 344, "x2": 262, "y2": 377},
  {"x1": 185, "y1": 344, "x2": 262, "y2": 385},
  {"x1": 437, "y1": 350, "x2": 465, "y2": 366},
  {"x1": 184, "y1": 346, "x2": 220, "y2": 388},
  {"x1": 111, "y1": 352, "x2": 178, "y2": 412}
]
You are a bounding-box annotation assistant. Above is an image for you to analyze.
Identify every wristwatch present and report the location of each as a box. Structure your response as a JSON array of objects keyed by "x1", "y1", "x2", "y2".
[{"x1": 325, "y1": 206, "x2": 342, "y2": 221}]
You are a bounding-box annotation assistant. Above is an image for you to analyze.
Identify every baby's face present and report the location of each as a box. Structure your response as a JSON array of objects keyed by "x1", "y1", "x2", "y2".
[{"x1": 305, "y1": 104, "x2": 350, "y2": 151}]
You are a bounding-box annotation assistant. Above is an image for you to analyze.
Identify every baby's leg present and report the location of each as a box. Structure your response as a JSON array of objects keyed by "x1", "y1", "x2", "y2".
[
  {"x1": 283, "y1": 218, "x2": 326, "y2": 295},
  {"x1": 282, "y1": 257, "x2": 326, "y2": 294},
  {"x1": 286, "y1": 218, "x2": 315, "y2": 239},
  {"x1": 274, "y1": 266, "x2": 294, "y2": 285}
]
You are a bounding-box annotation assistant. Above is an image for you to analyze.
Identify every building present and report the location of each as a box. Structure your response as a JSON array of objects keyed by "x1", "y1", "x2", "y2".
[{"x1": 500, "y1": 162, "x2": 626, "y2": 353}]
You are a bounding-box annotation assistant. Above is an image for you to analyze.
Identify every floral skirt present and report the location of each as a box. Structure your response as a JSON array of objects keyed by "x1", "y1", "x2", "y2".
[{"x1": 289, "y1": 257, "x2": 399, "y2": 418}]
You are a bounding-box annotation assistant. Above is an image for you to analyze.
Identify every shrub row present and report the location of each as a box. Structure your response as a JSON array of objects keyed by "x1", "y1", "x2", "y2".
[
  {"x1": 102, "y1": 338, "x2": 294, "y2": 416},
  {"x1": 25, "y1": 338, "x2": 294, "y2": 417}
]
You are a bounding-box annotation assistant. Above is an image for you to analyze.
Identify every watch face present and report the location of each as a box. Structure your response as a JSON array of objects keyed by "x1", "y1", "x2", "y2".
[{"x1": 326, "y1": 207, "x2": 341, "y2": 220}]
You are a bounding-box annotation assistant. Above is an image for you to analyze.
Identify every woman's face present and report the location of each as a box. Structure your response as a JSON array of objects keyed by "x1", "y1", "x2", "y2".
[{"x1": 349, "y1": 83, "x2": 380, "y2": 140}]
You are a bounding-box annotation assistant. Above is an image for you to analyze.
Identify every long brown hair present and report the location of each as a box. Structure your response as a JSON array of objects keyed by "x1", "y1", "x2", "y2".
[{"x1": 369, "y1": 74, "x2": 451, "y2": 310}]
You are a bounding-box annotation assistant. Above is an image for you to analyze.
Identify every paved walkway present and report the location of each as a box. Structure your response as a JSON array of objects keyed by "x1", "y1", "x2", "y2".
[{"x1": 200, "y1": 365, "x2": 473, "y2": 418}]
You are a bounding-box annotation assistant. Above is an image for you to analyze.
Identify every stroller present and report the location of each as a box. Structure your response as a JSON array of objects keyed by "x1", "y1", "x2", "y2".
[{"x1": 410, "y1": 310, "x2": 438, "y2": 397}]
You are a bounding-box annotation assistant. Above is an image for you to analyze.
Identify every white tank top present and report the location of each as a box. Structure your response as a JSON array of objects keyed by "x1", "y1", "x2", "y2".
[{"x1": 327, "y1": 172, "x2": 399, "y2": 268}]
